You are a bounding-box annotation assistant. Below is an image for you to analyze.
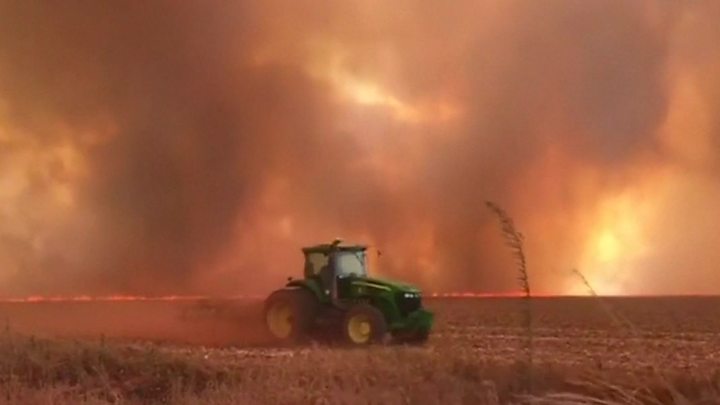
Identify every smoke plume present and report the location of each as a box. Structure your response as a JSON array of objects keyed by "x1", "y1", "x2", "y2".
[{"x1": 0, "y1": 1, "x2": 719, "y2": 296}]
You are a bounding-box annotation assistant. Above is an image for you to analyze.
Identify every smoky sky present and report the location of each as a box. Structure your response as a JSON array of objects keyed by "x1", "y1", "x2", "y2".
[{"x1": 0, "y1": 1, "x2": 718, "y2": 296}]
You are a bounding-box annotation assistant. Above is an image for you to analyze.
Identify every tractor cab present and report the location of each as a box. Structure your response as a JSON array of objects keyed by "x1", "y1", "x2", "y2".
[{"x1": 302, "y1": 239, "x2": 367, "y2": 300}]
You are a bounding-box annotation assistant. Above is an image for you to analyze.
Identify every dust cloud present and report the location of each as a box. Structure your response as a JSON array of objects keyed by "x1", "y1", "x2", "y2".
[{"x1": 0, "y1": 299, "x2": 270, "y2": 346}]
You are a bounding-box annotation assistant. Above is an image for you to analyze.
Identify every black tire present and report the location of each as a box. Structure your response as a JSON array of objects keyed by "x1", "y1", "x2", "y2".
[
  {"x1": 342, "y1": 303, "x2": 387, "y2": 345},
  {"x1": 264, "y1": 289, "x2": 318, "y2": 343}
]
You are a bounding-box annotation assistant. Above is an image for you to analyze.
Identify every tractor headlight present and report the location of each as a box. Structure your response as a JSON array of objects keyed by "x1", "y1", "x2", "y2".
[{"x1": 397, "y1": 291, "x2": 422, "y2": 315}]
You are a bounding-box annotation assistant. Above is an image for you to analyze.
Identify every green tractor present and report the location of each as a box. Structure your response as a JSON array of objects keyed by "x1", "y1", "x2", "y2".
[{"x1": 264, "y1": 239, "x2": 433, "y2": 345}]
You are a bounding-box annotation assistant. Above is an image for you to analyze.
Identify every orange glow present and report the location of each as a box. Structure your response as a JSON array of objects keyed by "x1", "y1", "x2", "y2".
[
  {"x1": 429, "y1": 291, "x2": 530, "y2": 298},
  {"x1": 0, "y1": 292, "x2": 558, "y2": 303},
  {"x1": 4, "y1": 290, "x2": 696, "y2": 303},
  {"x1": 305, "y1": 44, "x2": 461, "y2": 125},
  {"x1": 564, "y1": 177, "x2": 659, "y2": 295},
  {"x1": 1, "y1": 2, "x2": 719, "y2": 299},
  {"x1": 0, "y1": 294, "x2": 264, "y2": 304}
]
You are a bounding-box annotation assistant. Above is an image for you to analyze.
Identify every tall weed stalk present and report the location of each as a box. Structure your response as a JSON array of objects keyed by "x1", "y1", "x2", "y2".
[{"x1": 486, "y1": 201, "x2": 533, "y2": 392}]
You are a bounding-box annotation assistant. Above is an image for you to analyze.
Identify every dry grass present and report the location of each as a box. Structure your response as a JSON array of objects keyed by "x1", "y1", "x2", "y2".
[
  {"x1": 480, "y1": 203, "x2": 719, "y2": 404},
  {"x1": 0, "y1": 332, "x2": 546, "y2": 404},
  {"x1": 0, "y1": 199, "x2": 718, "y2": 404},
  {"x1": 1, "y1": 297, "x2": 720, "y2": 404},
  {"x1": 486, "y1": 201, "x2": 534, "y2": 393}
]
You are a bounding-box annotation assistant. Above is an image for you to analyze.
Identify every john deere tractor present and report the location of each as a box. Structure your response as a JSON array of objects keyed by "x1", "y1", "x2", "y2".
[{"x1": 264, "y1": 239, "x2": 433, "y2": 345}]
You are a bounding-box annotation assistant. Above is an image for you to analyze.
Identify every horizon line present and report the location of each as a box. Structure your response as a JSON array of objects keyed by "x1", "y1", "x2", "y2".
[{"x1": 0, "y1": 292, "x2": 719, "y2": 303}]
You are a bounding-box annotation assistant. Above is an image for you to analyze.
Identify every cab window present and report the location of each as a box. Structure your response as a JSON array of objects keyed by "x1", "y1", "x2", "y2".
[{"x1": 305, "y1": 252, "x2": 329, "y2": 275}]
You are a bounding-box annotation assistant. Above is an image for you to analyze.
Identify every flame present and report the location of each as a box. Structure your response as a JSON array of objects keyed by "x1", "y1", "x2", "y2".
[
  {"x1": 0, "y1": 290, "x2": 711, "y2": 303},
  {"x1": 0, "y1": 292, "x2": 543, "y2": 303},
  {"x1": 0, "y1": 294, "x2": 264, "y2": 304},
  {"x1": 429, "y1": 291, "x2": 533, "y2": 298},
  {"x1": 567, "y1": 181, "x2": 656, "y2": 295}
]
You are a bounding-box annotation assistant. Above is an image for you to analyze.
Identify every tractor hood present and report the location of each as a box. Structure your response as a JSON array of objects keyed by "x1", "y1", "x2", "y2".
[{"x1": 350, "y1": 276, "x2": 422, "y2": 295}]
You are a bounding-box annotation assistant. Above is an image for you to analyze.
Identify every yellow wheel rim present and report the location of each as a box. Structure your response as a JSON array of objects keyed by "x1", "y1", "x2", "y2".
[
  {"x1": 267, "y1": 303, "x2": 293, "y2": 339},
  {"x1": 347, "y1": 314, "x2": 372, "y2": 344}
]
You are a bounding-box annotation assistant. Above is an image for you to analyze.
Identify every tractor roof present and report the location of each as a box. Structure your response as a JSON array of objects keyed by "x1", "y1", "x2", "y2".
[{"x1": 302, "y1": 240, "x2": 367, "y2": 254}]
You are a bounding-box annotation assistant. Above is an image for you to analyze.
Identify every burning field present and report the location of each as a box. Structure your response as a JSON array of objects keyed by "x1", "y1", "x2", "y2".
[
  {"x1": 1, "y1": 297, "x2": 720, "y2": 404},
  {"x1": 2, "y1": 1, "x2": 720, "y2": 403}
]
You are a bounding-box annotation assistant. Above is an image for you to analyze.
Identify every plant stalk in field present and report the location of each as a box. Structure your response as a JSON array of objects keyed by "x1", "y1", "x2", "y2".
[{"x1": 486, "y1": 201, "x2": 533, "y2": 392}]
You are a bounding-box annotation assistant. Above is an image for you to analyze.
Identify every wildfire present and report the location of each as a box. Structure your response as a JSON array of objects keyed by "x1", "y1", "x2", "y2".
[
  {"x1": 0, "y1": 291, "x2": 560, "y2": 304},
  {"x1": 0, "y1": 295, "x2": 262, "y2": 304},
  {"x1": 428, "y1": 291, "x2": 538, "y2": 298},
  {"x1": 568, "y1": 180, "x2": 657, "y2": 295},
  {"x1": 1, "y1": 1, "x2": 719, "y2": 299}
]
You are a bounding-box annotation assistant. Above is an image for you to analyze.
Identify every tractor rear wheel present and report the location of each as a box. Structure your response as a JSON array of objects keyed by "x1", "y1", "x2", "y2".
[
  {"x1": 342, "y1": 304, "x2": 387, "y2": 345},
  {"x1": 264, "y1": 289, "x2": 317, "y2": 343}
]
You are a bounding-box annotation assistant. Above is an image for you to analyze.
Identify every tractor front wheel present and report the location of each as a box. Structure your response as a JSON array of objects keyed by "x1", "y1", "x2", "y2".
[{"x1": 342, "y1": 304, "x2": 387, "y2": 345}]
